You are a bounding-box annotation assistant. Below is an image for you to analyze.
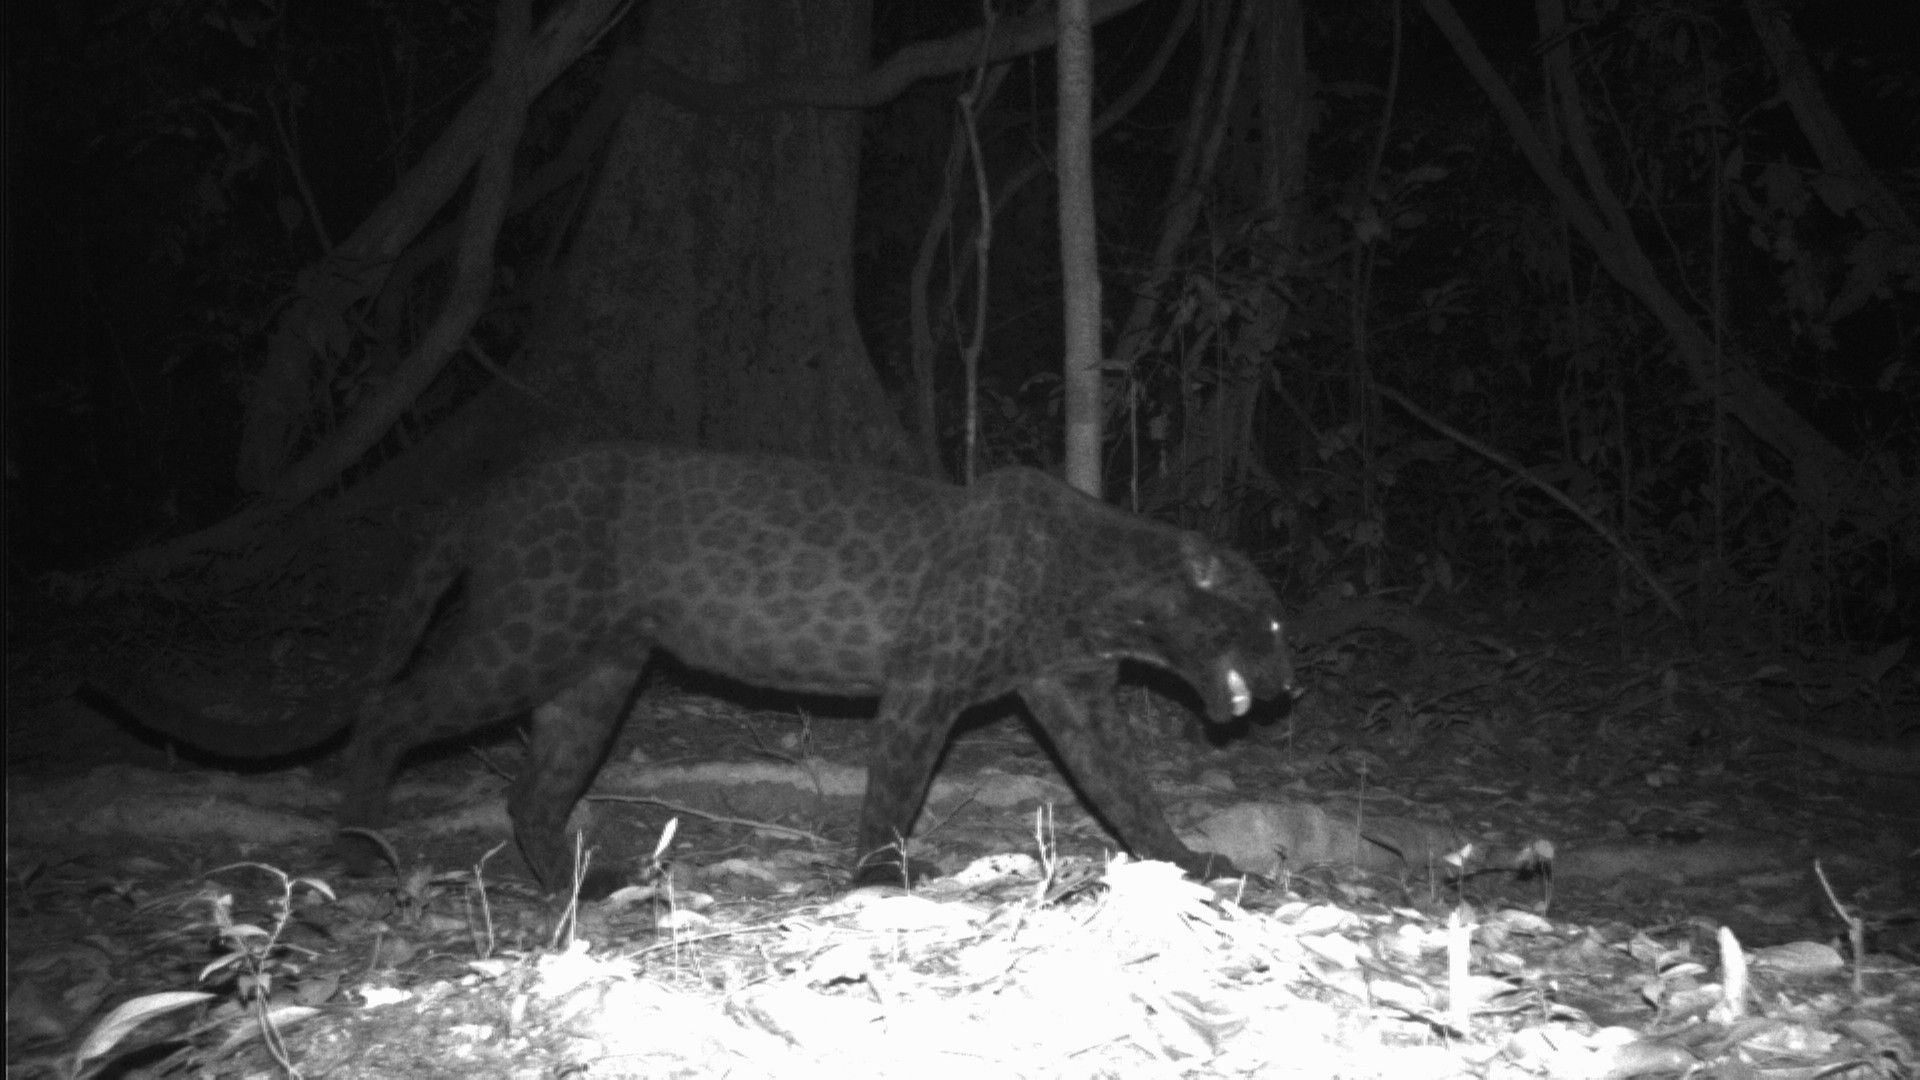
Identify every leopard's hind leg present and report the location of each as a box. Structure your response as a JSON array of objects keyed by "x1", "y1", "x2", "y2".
[
  {"x1": 509, "y1": 659, "x2": 643, "y2": 894},
  {"x1": 334, "y1": 667, "x2": 531, "y2": 880},
  {"x1": 334, "y1": 639, "x2": 609, "y2": 884}
]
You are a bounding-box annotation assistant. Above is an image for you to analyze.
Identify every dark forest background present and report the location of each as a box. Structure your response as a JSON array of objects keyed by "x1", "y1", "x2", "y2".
[{"x1": 5, "y1": 0, "x2": 1916, "y2": 645}]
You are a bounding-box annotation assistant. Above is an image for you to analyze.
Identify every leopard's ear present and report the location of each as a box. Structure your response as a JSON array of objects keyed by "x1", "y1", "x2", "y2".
[{"x1": 1180, "y1": 533, "x2": 1224, "y2": 591}]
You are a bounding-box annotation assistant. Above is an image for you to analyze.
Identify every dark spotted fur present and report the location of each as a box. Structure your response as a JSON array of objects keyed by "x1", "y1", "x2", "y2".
[{"x1": 125, "y1": 443, "x2": 1295, "y2": 889}]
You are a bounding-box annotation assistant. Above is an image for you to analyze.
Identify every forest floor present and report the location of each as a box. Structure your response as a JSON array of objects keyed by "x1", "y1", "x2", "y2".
[{"x1": 5, "y1": 582, "x2": 1918, "y2": 1078}]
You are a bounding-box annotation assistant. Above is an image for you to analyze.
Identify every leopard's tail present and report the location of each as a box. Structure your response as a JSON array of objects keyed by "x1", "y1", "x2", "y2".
[
  {"x1": 79, "y1": 676, "x2": 355, "y2": 758},
  {"x1": 81, "y1": 524, "x2": 478, "y2": 759}
]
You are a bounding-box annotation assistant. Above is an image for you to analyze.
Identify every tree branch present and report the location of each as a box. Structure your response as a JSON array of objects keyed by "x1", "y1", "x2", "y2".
[
  {"x1": 636, "y1": 0, "x2": 1155, "y2": 113},
  {"x1": 1418, "y1": 0, "x2": 1855, "y2": 505},
  {"x1": 114, "y1": 0, "x2": 538, "y2": 578},
  {"x1": 238, "y1": 0, "x2": 632, "y2": 490}
]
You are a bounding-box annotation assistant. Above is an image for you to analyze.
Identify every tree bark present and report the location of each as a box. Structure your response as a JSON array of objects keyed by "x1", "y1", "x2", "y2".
[
  {"x1": 516, "y1": 0, "x2": 909, "y2": 467},
  {"x1": 1058, "y1": 0, "x2": 1103, "y2": 497}
]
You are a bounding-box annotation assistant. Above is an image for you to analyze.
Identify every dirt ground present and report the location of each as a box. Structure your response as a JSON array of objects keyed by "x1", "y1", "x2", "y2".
[{"x1": 6, "y1": 586, "x2": 1918, "y2": 1078}]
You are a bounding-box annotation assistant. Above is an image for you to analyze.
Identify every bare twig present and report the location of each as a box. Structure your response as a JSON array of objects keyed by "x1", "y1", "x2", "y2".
[{"x1": 1376, "y1": 382, "x2": 1685, "y2": 623}]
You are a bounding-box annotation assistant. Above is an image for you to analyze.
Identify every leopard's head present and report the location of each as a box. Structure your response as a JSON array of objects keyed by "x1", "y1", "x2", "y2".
[{"x1": 1122, "y1": 534, "x2": 1297, "y2": 724}]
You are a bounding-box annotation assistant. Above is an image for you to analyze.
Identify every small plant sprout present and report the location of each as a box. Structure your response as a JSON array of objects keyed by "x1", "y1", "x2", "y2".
[{"x1": 199, "y1": 864, "x2": 336, "y2": 1073}]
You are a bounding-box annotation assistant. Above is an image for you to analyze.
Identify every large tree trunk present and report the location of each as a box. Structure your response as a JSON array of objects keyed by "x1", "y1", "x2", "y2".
[{"x1": 521, "y1": 0, "x2": 913, "y2": 470}]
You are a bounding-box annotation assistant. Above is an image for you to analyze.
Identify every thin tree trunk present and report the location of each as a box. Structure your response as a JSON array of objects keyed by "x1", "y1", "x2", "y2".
[
  {"x1": 1058, "y1": 0, "x2": 1102, "y2": 496},
  {"x1": 913, "y1": 0, "x2": 1195, "y2": 482}
]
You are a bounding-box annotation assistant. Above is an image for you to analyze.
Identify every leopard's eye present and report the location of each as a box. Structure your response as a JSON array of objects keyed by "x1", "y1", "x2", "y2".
[{"x1": 1268, "y1": 617, "x2": 1282, "y2": 636}]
